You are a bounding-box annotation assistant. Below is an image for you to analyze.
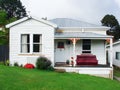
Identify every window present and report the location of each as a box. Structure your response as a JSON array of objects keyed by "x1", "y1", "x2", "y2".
[
  {"x1": 57, "y1": 42, "x2": 64, "y2": 48},
  {"x1": 21, "y1": 34, "x2": 30, "y2": 53},
  {"x1": 21, "y1": 34, "x2": 42, "y2": 53},
  {"x1": 116, "y1": 52, "x2": 120, "y2": 60},
  {"x1": 82, "y1": 39, "x2": 91, "y2": 53},
  {"x1": 33, "y1": 34, "x2": 42, "y2": 52}
]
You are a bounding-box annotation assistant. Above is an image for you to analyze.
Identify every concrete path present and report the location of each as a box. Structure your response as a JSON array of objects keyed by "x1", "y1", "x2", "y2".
[{"x1": 114, "y1": 76, "x2": 120, "y2": 81}]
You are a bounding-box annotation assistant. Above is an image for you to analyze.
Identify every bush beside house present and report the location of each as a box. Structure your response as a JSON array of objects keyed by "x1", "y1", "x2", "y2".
[{"x1": 36, "y1": 56, "x2": 54, "y2": 71}]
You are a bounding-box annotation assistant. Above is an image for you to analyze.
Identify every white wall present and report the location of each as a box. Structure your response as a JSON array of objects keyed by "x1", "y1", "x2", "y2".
[
  {"x1": 107, "y1": 43, "x2": 120, "y2": 67},
  {"x1": 55, "y1": 39, "x2": 106, "y2": 64},
  {"x1": 55, "y1": 67, "x2": 113, "y2": 79},
  {"x1": 91, "y1": 40, "x2": 106, "y2": 64},
  {"x1": 10, "y1": 19, "x2": 54, "y2": 66},
  {"x1": 54, "y1": 40, "x2": 73, "y2": 62},
  {"x1": 59, "y1": 28, "x2": 107, "y2": 35}
]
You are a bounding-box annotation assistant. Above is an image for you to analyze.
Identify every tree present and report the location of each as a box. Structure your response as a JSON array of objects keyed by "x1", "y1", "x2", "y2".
[
  {"x1": 0, "y1": 0, "x2": 27, "y2": 20},
  {"x1": 101, "y1": 14, "x2": 119, "y2": 27},
  {"x1": 0, "y1": 28, "x2": 9, "y2": 45},
  {"x1": 0, "y1": 10, "x2": 7, "y2": 26},
  {"x1": 101, "y1": 14, "x2": 120, "y2": 40},
  {"x1": 0, "y1": 10, "x2": 17, "y2": 45},
  {"x1": 0, "y1": 0, "x2": 25, "y2": 45}
]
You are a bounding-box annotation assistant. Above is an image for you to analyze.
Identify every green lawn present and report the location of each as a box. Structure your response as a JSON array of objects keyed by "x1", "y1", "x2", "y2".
[{"x1": 0, "y1": 65, "x2": 120, "y2": 90}]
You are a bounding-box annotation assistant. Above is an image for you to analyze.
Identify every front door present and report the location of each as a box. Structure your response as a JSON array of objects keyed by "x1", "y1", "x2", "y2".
[
  {"x1": 54, "y1": 40, "x2": 66, "y2": 62},
  {"x1": 82, "y1": 39, "x2": 91, "y2": 53}
]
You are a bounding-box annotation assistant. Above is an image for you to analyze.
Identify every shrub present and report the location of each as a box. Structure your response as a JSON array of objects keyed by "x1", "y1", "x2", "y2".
[
  {"x1": 5, "y1": 60, "x2": 9, "y2": 66},
  {"x1": 36, "y1": 57, "x2": 52, "y2": 70},
  {"x1": 47, "y1": 66, "x2": 54, "y2": 71},
  {"x1": 55, "y1": 69, "x2": 65, "y2": 73},
  {"x1": 14, "y1": 62, "x2": 19, "y2": 67},
  {"x1": 66, "y1": 60, "x2": 69, "y2": 64}
]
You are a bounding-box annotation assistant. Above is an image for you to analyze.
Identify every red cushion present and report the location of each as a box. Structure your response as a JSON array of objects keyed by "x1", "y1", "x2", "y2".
[
  {"x1": 24, "y1": 63, "x2": 35, "y2": 69},
  {"x1": 76, "y1": 54, "x2": 98, "y2": 65}
]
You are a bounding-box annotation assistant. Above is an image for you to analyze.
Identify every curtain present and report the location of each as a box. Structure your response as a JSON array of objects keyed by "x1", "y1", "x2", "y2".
[{"x1": 21, "y1": 34, "x2": 29, "y2": 53}]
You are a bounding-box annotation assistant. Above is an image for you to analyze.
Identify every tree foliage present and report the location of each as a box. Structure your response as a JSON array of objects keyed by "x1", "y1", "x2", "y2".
[
  {"x1": 0, "y1": 0, "x2": 27, "y2": 20},
  {"x1": 0, "y1": 10, "x2": 17, "y2": 45},
  {"x1": 0, "y1": 0, "x2": 26, "y2": 45},
  {"x1": 101, "y1": 14, "x2": 119, "y2": 27},
  {"x1": 101, "y1": 14, "x2": 120, "y2": 40},
  {"x1": 0, "y1": 10, "x2": 7, "y2": 25},
  {"x1": 0, "y1": 29, "x2": 9, "y2": 45}
]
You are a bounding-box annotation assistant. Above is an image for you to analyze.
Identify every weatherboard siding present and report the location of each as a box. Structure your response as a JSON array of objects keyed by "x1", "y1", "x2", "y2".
[
  {"x1": 10, "y1": 19, "x2": 54, "y2": 66},
  {"x1": 60, "y1": 28, "x2": 107, "y2": 35},
  {"x1": 91, "y1": 40, "x2": 106, "y2": 64},
  {"x1": 107, "y1": 42, "x2": 120, "y2": 67},
  {"x1": 112, "y1": 44, "x2": 120, "y2": 67}
]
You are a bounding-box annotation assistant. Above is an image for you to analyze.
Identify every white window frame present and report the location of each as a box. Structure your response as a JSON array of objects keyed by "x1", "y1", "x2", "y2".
[
  {"x1": 20, "y1": 34, "x2": 42, "y2": 54},
  {"x1": 33, "y1": 34, "x2": 42, "y2": 53}
]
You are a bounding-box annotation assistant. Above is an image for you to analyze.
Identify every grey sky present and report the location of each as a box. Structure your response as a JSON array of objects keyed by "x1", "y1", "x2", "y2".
[{"x1": 21, "y1": 0, "x2": 120, "y2": 25}]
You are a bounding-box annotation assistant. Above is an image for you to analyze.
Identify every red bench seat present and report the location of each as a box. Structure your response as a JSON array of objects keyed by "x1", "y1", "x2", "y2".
[{"x1": 76, "y1": 54, "x2": 98, "y2": 65}]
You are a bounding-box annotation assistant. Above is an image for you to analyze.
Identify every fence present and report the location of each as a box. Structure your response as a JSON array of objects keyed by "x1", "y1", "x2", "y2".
[{"x1": 0, "y1": 45, "x2": 9, "y2": 62}]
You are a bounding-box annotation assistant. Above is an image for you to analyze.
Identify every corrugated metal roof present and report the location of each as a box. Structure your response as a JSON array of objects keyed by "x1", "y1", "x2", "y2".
[
  {"x1": 50, "y1": 18, "x2": 106, "y2": 28},
  {"x1": 55, "y1": 32, "x2": 112, "y2": 38}
]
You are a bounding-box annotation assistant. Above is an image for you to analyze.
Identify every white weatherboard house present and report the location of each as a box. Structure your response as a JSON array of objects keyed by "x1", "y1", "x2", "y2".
[
  {"x1": 107, "y1": 40, "x2": 120, "y2": 68},
  {"x1": 6, "y1": 16, "x2": 113, "y2": 78}
]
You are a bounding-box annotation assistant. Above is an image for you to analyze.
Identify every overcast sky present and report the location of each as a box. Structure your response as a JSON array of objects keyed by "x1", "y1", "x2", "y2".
[{"x1": 21, "y1": 0, "x2": 120, "y2": 25}]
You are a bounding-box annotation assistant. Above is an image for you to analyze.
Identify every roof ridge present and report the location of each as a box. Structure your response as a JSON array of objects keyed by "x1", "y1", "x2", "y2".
[
  {"x1": 50, "y1": 18, "x2": 108, "y2": 28},
  {"x1": 50, "y1": 18, "x2": 100, "y2": 26}
]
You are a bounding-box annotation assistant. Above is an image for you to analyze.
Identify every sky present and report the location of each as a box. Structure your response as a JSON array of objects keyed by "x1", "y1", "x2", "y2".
[{"x1": 21, "y1": 0, "x2": 120, "y2": 25}]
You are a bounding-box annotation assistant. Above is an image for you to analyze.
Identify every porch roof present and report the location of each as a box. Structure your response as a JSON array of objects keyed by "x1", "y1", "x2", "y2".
[{"x1": 54, "y1": 32, "x2": 112, "y2": 39}]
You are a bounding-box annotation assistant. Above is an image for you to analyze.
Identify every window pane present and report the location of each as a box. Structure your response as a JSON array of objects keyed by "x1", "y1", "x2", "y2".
[
  {"x1": 116, "y1": 52, "x2": 120, "y2": 60},
  {"x1": 83, "y1": 40, "x2": 91, "y2": 45},
  {"x1": 57, "y1": 42, "x2": 64, "y2": 48},
  {"x1": 83, "y1": 45, "x2": 90, "y2": 50},
  {"x1": 33, "y1": 34, "x2": 42, "y2": 52},
  {"x1": 21, "y1": 34, "x2": 30, "y2": 53},
  {"x1": 21, "y1": 34, "x2": 29, "y2": 44},
  {"x1": 21, "y1": 44, "x2": 30, "y2": 53},
  {"x1": 33, "y1": 44, "x2": 41, "y2": 52},
  {"x1": 33, "y1": 34, "x2": 40, "y2": 43},
  {"x1": 82, "y1": 39, "x2": 91, "y2": 50}
]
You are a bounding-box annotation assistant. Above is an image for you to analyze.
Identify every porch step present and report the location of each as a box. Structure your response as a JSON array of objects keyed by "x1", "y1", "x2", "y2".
[
  {"x1": 55, "y1": 69, "x2": 66, "y2": 73},
  {"x1": 55, "y1": 62, "x2": 66, "y2": 66}
]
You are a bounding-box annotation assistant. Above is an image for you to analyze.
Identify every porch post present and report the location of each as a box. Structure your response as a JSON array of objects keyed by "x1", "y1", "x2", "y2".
[
  {"x1": 110, "y1": 38, "x2": 113, "y2": 67},
  {"x1": 73, "y1": 38, "x2": 76, "y2": 67},
  {"x1": 69, "y1": 38, "x2": 80, "y2": 67}
]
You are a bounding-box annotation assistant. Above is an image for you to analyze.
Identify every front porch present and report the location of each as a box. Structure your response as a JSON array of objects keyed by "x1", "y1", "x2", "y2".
[
  {"x1": 54, "y1": 32, "x2": 113, "y2": 67},
  {"x1": 54, "y1": 32, "x2": 113, "y2": 79},
  {"x1": 54, "y1": 54, "x2": 113, "y2": 79}
]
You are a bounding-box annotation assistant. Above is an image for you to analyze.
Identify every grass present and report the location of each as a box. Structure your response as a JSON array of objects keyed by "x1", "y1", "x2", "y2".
[{"x1": 0, "y1": 65, "x2": 120, "y2": 90}]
